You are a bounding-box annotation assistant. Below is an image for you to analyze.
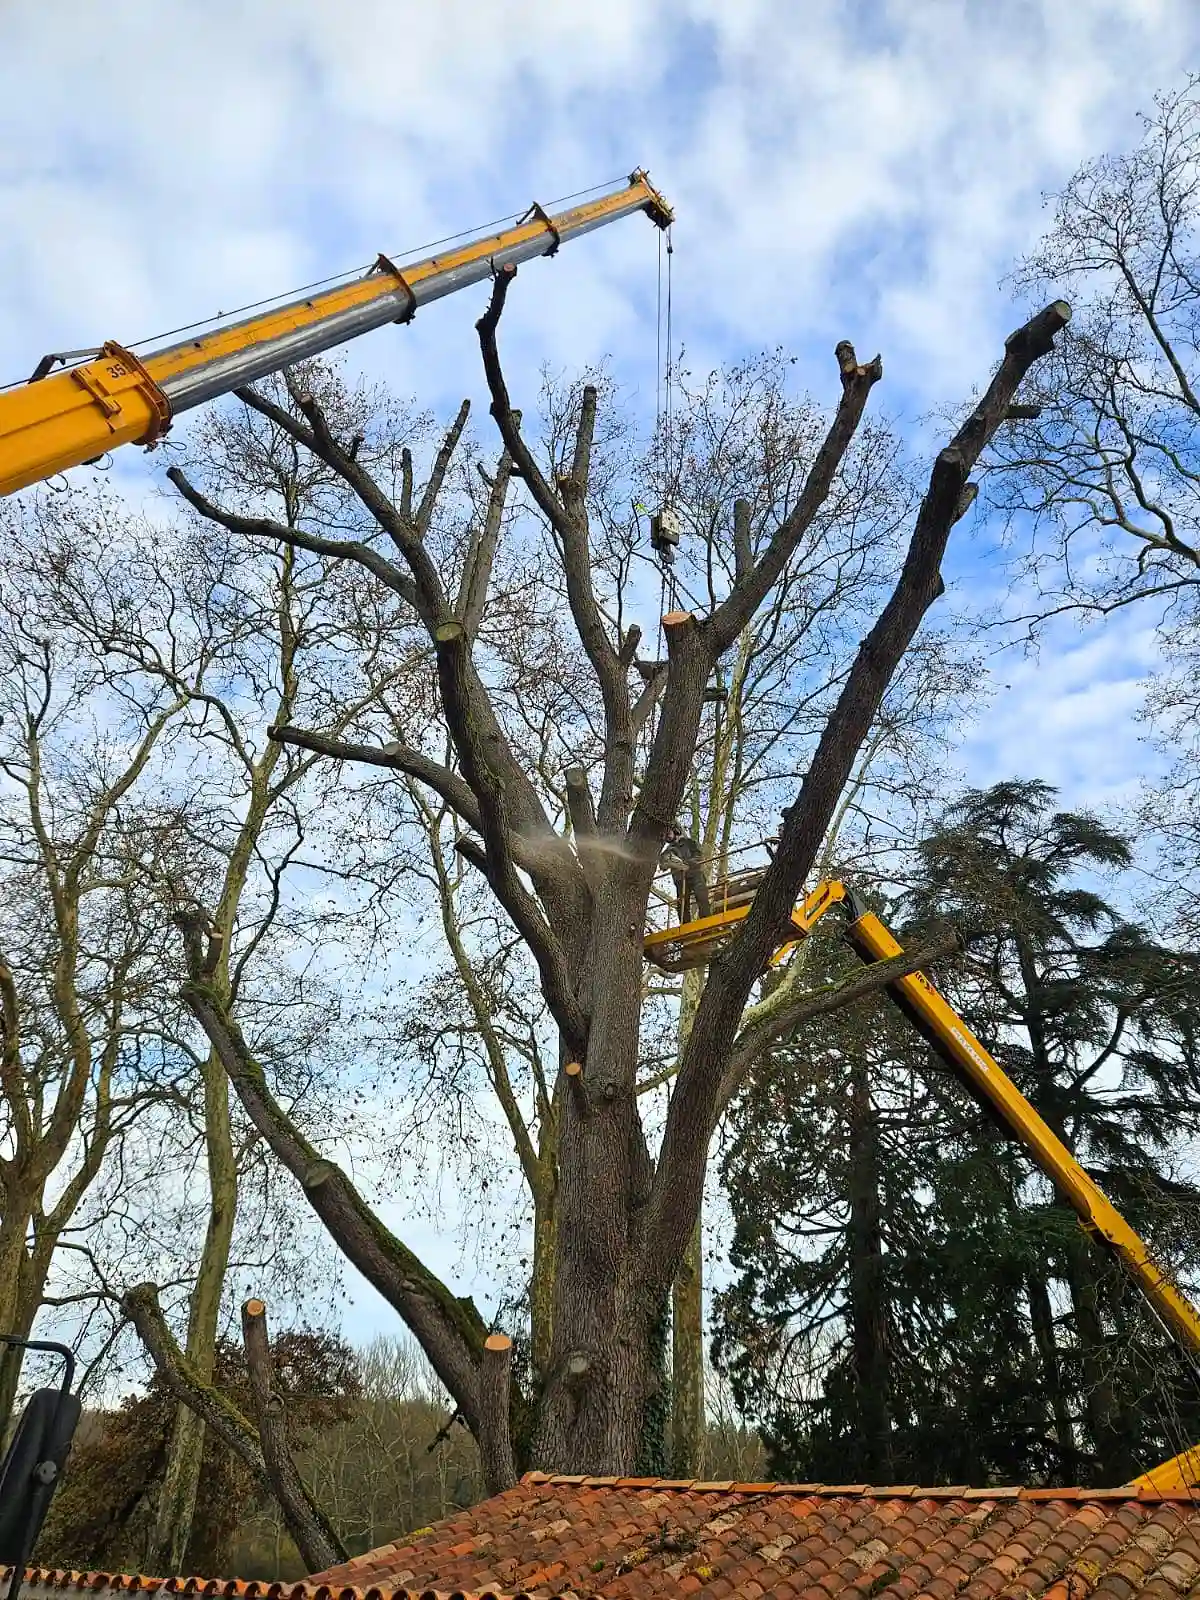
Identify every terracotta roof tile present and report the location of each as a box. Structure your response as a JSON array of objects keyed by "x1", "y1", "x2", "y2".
[{"x1": 13, "y1": 1476, "x2": 1200, "y2": 1599}]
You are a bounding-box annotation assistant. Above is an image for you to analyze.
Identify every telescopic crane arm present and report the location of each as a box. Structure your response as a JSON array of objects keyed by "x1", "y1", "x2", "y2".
[
  {"x1": 793, "y1": 880, "x2": 1200, "y2": 1489},
  {"x1": 0, "y1": 171, "x2": 673, "y2": 498}
]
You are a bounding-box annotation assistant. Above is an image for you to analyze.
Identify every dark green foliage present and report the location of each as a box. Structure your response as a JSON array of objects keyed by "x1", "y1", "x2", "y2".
[{"x1": 716, "y1": 781, "x2": 1200, "y2": 1487}]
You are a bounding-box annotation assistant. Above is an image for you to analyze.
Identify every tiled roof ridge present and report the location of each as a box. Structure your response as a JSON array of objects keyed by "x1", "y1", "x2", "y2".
[
  {"x1": 13, "y1": 1479, "x2": 1200, "y2": 1600},
  {"x1": 515, "y1": 1469, "x2": 1200, "y2": 1502},
  {"x1": 4, "y1": 1577, "x2": 556, "y2": 1600}
]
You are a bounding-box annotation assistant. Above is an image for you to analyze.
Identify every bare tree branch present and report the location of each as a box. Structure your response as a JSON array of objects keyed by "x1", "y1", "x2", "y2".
[
  {"x1": 416, "y1": 398, "x2": 471, "y2": 536},
  {"x1": 708, "y1": 340, "x2": 884, "y2": 653},
  {"x1": 167, "y1": 466, "x2": 421, "y2": 614},
  {"x1": 269, "y1": 723, "x2": 483, "y2": 829},
  {"x1": 476, "y1": 269, "x2": 635, "y2": 825},
  {"x1": 175, "y1": 915, "x2": 491, "y2": 1440},
  {"x1": 722, "y1": 931, "x2": 963, "y2": 1102},
  {"x1": 456, "y1": 446, "x2": 515, "y2": 642},
  {"x1": 123, "y1": 1282, "x2": 265, "y2": 1474}
]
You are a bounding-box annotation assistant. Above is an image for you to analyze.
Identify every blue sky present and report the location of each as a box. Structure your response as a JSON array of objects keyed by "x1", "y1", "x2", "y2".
[{"x1": 3, "y1": 0, "x2": 1196, "y2": 1350}]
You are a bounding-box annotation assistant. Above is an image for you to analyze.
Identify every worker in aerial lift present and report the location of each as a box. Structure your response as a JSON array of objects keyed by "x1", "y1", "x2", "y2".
[{"x1": 662, "y1": 823, "x2": 711, "y2": 923}]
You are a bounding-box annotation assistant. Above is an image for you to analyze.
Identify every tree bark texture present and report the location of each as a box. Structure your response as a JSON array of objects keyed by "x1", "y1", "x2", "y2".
[
  {"x1": 670, "y1": 1220, "x2": 704, "y2": 1477},
  {"x1": 846, "y1": 1056, "x2": 893, "y2": 1481},
  {"x1": 144, "y1": 1050, "x2": 238, "y2": 1575}
]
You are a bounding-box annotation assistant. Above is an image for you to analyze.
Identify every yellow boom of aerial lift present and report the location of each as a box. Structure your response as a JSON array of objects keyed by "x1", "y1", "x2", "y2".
[
  {"x1": 0, "y1": 172, "x2": 673, "y2": 499},
  {"x1": 646, "y1": 868, "x2": 1200, "y2": 1490}
]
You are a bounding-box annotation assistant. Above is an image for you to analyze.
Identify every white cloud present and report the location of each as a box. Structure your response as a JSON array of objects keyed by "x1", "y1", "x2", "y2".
[
  {"x1": 3, "y1": 0, "x2": 1194, "y2": 410},
  {"x1": 958, "y1": 613, "x2": 1166, "y2": 811}
]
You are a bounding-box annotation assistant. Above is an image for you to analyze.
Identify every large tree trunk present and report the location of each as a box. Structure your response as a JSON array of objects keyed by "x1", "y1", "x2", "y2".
[
  {"x1": 533, "y1": 867, "x2": 657, "y2": 1472},
  {"x1": 144, "y1": 1050, "x2": 238, "y2": 1574},
  {"x1": 0, "y1": 1209, "x2": 36, "y2": 1437},
  {"x1": 670, "y1": 1220, "x2": 704, "y2": 1477},
  {"x1": 846, "y1": 1056, "x2": 893, "y2": 1481}
]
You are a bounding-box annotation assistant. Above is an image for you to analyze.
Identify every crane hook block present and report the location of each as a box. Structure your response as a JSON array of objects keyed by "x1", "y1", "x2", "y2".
[{"x1": 649, "y1": 505, "x2": 681, "y2": 559}]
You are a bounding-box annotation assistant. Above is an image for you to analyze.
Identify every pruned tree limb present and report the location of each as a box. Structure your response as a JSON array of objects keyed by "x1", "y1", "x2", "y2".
[
  {"x1": 721, "y1": 931, "x2": 962, "y2": 1103},
  {"x1": 708, "y1": 341, "x2": 884, "y2": 653},
  {"x1": 477, "y1": 270, "x2": 635, "y2": 828},
  {"x1": 644, "y1": 299, "x2": 1072, "y2": 1289},
  {"x1": 203, "y1": 388, "x2": 587, "y2": 931},
  {"x1": 233, "y1": 383, "x2": 447, "y2": 629},
  {"x1": 628, "y1": 611, "x2": 712, "y2": 842},
  {"x1": 732, "y1": 496, "x2": 753, "y2": 582},
  {"x1": 240, "y1": 1297, "x2": 347, "y2": 1571},
  {"x1": 563, "y1": 766, "x2": 597, "y2": 838},
  {"x1": 416, "y1": 398, "x2": 471, "y2": 536},
  {"x1": 476, "y1": 1334, "x2": 519, "y2": 1494},
  {"x1": 168, "y1": 467, "x2": 421, "y2": 615},
  {"x1": 456, "y1": 445, "x2": 515, "y2": 642},
  {"x1": 123, "y1": 1282, "x2": 265, "y2": 1476},
  {"x1": 175, "y1": 926, "x2": 492, "y2": 1446}
]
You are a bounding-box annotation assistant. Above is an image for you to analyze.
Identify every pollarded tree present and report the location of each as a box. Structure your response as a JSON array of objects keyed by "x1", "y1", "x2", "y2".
[{"x1": 166, "y1": 265, "x2": 1070, "y2": 1482}]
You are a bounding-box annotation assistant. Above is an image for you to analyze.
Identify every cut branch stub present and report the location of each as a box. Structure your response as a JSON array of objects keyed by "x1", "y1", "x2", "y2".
[
  {"x1": 733, "y1": 497, "x2": 752, "y2": 581},
  {"x1": 662, "y1": 610, "x2": 697, "y2": 652},
  {"x1": 565, "y1": 1061, "x2": 590, "y2": 1116},
  {"x1": 835, "y1": 340, "x2": 884, "y2": 389},
  {"x1": 477, "y1": 1334, "x2": 518, "y2": 1493},
  {"x1": 563, "y1": 768, "x2": 597, "y2": 837},
  {"x1": 619, "y1": 624, "x2": 642, "y2": 667}
]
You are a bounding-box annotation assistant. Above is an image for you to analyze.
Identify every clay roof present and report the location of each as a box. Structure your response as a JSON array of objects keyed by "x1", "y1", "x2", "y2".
[{"x1": 13, "y1": 1472, "x2": 1200, "y2": 1600}]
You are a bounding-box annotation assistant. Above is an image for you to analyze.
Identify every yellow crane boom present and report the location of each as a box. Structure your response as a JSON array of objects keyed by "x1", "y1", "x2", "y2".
[
  {"x1": 764, "y1": 878, "x2": 1200, "y2": 1488},
  {"x1": 0, "y1": 172, "x2": 672, "y2": 498}
]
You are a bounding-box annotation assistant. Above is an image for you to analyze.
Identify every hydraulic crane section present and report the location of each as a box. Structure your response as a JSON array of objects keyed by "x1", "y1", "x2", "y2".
[
  {"x1": 645, "y1": 867, "x2": 1200, "y2": 1486},
  {"x1": 809, "y1": 883, "x2": 1200, "y2": 1489},
  {"x1": 0, "y1": 172, "x2": 673, "y2": 498}
]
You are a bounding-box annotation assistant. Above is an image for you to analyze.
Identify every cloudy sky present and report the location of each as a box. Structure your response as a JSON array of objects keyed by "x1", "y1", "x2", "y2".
[{"x1": 3, "y1": 0, "x2": 1195, "y2": 1343}]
